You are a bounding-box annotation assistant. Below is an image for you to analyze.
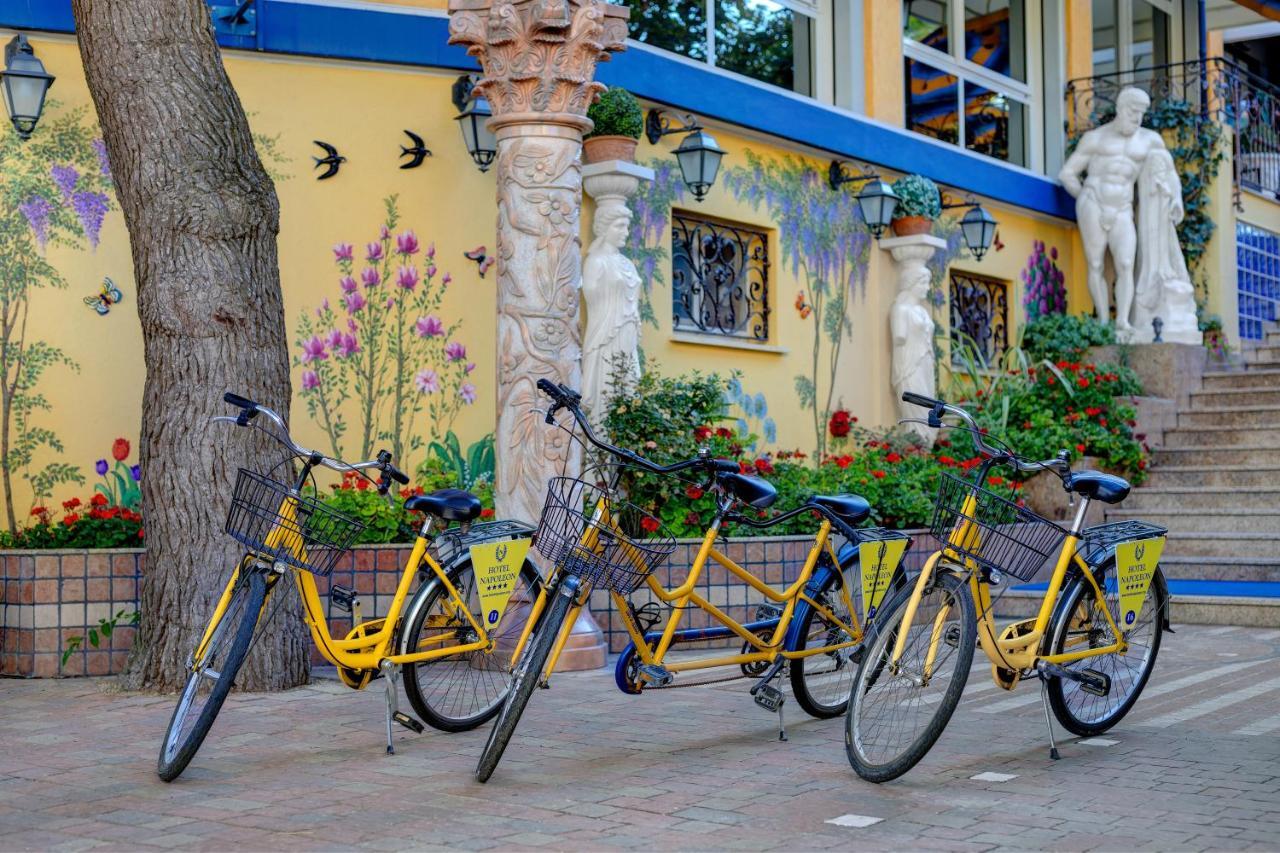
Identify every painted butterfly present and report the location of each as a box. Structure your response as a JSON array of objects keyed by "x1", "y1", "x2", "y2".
[
  {"x1": 84, "y1": 277, "x2": 124, "y2": 315},
  {"x1": 992, "y1": 230, "x2": 1005, "y2": 253},
  {"x1": 464, "y1": 246, "x2": 495, "y2": 278},
  {"x1": 794, "y1": 290, "x2": 811, "y2": 320}
]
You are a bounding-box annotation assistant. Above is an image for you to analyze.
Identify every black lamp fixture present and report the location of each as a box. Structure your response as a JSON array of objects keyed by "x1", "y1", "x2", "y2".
[
  {"x1": 942, "y1": 192, "x2": 999, "y2": 261},
  {"x1": 645, "y1": 109, "x2": 723, "y2": 202},
  {"x1": 828, "y1": 160, "x2": 898, "y2": 239},
  {"x1": 2, "y1": 35, "x2": 54, "y2": 140},
  {"x1": 451, "y1": 74, "x2": 496, "y2": 173}
]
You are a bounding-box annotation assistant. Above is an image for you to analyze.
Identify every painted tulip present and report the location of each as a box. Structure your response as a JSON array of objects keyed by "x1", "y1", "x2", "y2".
[
  {"x1": 95, "y1": 459, "x2": 108, "y2": 476},
  {"x1": 112, "y1": 438, "x2": 130, "y2": 462}
]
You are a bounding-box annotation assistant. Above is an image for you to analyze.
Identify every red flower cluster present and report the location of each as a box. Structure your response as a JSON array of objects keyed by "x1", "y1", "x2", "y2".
[
  {"x1": 828, "y1": 409, "x2": 854, "y2": 438},
  {"x1": 684, "y1": 484, "x2": 704, "y2": 500},
  {"x1": 640, "y1": 516, "x2": 660, "y2": 533}
]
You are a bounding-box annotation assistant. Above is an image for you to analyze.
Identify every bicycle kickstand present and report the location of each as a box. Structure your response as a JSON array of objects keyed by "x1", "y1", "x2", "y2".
[
  {"x1": 1039, "y1": 678, "x2": 1060, "y2": 760},
  {"x1": 381, "y1": 660, "x2": 400, "y2": 756}
]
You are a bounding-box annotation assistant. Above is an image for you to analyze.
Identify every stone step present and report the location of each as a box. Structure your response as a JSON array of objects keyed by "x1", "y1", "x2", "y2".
[
  {"x1": 1202, "y1": 369, "x2": 1280, "y2": 390},
  {"x1": 1123, "y1": 487, "x2": 1280, "y2": 511},
  {"x1": 1106, "y1": 507, "x2": 1280, "y2": 534},
  {"x1": 1158, "y1": 556, "x2": 1280, "y2": 582},
  {"x1": 1162, "y1": 425, "x2": 1280, "y2": 448},
  {"x1": 1158, "y1": 531, "x2": 1280, "y2": 559},
  {"x1": 1244, "y1": 346, "x2": 1280, "y2": 365},
  {"x1": 1177, "y1": 406, "x2": 1280, "y2": 428},
  {"x1": 1190, "y1": 387, "x2": 1280, "y2": 408},
  {"x1": 1151, "y1": 446, "x2": 1280, "y2": 466},
  {"x1": 1143, "y1": 466, "x2": 1280, "y2": 488}
]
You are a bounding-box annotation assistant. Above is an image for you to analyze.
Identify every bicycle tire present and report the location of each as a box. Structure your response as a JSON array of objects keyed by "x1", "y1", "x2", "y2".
[
  {"x1": 402, "y1": 557, "x2": 544, "y2": 732},
  {"x1": 474, "y1": 578, "x2": 576, "y2": 783},
  {"x1": 789, "y1": 572, "x2": 860, "y2": 718},
  {"x1": 845, "y1": 571, "x2": 975, "y2": 783},
  {"x1": 1045, "y1": 560, "x2": 1165, "y2": 737},
  {"x1": 157, "y1": 568, "x2": 267, "y2": 782}
]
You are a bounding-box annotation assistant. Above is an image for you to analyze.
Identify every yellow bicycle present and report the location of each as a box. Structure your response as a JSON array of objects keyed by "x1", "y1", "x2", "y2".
[
  {"x1": 844, "y1": 393, "x2": 1170, "y2": 782},
  {"x1": 157, "y1": 393, "x2": 543, "y2": 781}
]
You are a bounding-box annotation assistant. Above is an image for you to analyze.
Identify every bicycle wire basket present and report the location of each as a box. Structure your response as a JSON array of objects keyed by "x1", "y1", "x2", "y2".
[
  {"x1": 534, "y1": 476, "x2": 677, "y2": 594},
  {"x1": 224, "y1": 469, "x2": 366, "y2": 577},
  {"x1": 929, "y1": 472, "x2": 1068, "y2": 582}
]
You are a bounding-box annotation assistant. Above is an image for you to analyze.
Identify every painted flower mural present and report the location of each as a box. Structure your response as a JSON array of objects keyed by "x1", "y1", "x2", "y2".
[
  {"x1": 624, "y1": 159, "x2": 686, "y2": 327},
  {"x1": 1021, "y1": 240, "x2": 1067, "y2": 321},
  {"x1": 293, "y1": 195, "x2": 476, "y2": 470}
]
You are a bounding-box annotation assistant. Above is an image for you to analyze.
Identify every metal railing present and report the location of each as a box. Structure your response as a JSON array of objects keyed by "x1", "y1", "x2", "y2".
[{"x1": 1066, "y1": 57, "x2": 1280, "y2": 206}]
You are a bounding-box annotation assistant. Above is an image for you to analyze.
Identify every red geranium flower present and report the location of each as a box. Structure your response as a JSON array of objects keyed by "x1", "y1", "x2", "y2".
[
  {"x1": 715, "y1": 427, "x2": 732, "y2": 438},
  {"x1": 683, "y1": 511, "x2": 701, "y2": 527},
  {"x1": 112, "y1": 438, "x2": 130, "y2": 462},
  {"x1": 62, "y1": 513, "x2": 80, "y2": 526},
  {"x1": 828, "y1": 409, "x2": 853, "y2": 438},
  {"x1": 62, "y1": 497, "x2": 81, "y2": 510},
  {"x1": 886, "y1": 452, "x2": 902, "y2": 464},
  {"x1": 754, "y1": 458, "x2": 774, "y2": 475},
  {"x1": 834, "y1": 455, "x2": 853, "y2": 470},
  {"x1": 693, "y1": 425, "x2": 712, "y2": 441},
  {"x1": 30, "y1": 506, "x2": 47, "y2": 516},
  {"x1": 1076, "y1": 443, "x2": 1086, "y2": 453},
  {"x1": 1077, "y1": 378, "x2": 1090, "y2": 389},
  {"x1": 480, "y1": 508, "x2": 495, "y2": 519},
  {"x1": 355, "y1": 478, "x2": 368, "y2": 491},
  {"x1": 872, "y1": 469, "x2": 886, "y2": 479},
  {"x1": 640, "y1": 516, "x2": 660, "y2": 533},
  {"x1": 684, "y1": 484, "x2": 704, "y2": 500},
  {"x1": 91, "y1": 494, "x2": 108, "y2": 507}
]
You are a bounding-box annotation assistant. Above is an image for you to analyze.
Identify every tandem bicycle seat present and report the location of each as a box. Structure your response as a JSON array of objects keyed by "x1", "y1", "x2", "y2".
[{"x1": 404, "y1": 489, "x2": 482, "y2": 522}]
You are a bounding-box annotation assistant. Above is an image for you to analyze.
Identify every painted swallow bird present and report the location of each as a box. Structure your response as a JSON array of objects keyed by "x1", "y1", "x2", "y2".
[
  {"x1": 399, "y1": 130, "x2": 432, "y2": 169},
  {"x1": 313, "y1": 140, "x2": 345, "y2": 180}
]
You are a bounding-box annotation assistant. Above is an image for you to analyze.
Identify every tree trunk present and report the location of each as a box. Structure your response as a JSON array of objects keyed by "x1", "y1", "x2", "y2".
[{"x1": 72, "y1": 0, "x2": 307, "y2": 691}]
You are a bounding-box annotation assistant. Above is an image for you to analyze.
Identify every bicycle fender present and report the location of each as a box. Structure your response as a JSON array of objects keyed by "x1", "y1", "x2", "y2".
[{"x1": 782, "y1": 562, "x2": 840, "y2": 652}]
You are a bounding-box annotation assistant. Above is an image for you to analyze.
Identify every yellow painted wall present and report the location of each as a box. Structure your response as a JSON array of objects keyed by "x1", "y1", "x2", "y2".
[{"x1": 864, "y1": 0, "x2": 904, "y2": 125}]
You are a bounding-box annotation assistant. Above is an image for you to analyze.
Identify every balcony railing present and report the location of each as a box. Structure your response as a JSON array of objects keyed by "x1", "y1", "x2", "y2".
[{"x1": 1066, "y1": 57, "x2": 1280, "y2": 206}]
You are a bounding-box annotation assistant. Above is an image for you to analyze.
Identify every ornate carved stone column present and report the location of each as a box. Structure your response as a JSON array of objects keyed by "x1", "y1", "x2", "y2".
[
  {"x1": 449, "y1": 0, "x2": 628, "y2": 672},
  {"x1": 880, "y1": 234, "x2": 946, "y2": 444}
]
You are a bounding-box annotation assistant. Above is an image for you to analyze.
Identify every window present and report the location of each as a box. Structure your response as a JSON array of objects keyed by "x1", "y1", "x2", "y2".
[
  {"x1": 1237, "y1": 222, "x2": 1280, "y2": 342},
  {"x1": 950, "y1": 271, "x2": 1008, "y2": 364},
  {"x1": 903, "y1": 1, "x2": 1030, "y2": 166},
  {"x1": 627, "y1": 0, "x2": 815, "y2": 95},
  {"x1": 1091, "y1": 0, "x2": 1173, "y2": 77},
  {"x1": 672, "y1": 212, "x2": 771, "y2": 343}
]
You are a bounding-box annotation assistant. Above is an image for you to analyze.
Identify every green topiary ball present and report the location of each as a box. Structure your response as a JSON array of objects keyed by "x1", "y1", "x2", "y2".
[
  {"x1": 890, "y1": 174, "x2": 942, "y2": 219},
  {"x1": 586, "y1": 87, "x2": 644, "y2": 140}
]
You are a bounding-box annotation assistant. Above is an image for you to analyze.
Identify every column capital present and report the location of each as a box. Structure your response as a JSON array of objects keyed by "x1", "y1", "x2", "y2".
[{"x1": 879, "y1": 233, "x2": 947, "y2": 266}]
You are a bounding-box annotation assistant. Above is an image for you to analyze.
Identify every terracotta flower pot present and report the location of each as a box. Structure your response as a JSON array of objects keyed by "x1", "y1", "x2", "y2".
[
  {"x1": 583, "y1": 135, "x2": 638, "y2": 164},
  {"x1": 891, "y1": 215, "x2": 934, "y2": 237}
]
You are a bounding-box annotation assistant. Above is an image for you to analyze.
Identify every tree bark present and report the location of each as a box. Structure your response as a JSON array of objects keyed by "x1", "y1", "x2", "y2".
[{"x1": 73, "y1": 0, "x2": 307, "y2": 691}]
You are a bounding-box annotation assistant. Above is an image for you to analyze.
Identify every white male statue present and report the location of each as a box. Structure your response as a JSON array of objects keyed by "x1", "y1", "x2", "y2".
[{"x1": 1059, "y1": 86, "x2": 1197, "y2": 342}]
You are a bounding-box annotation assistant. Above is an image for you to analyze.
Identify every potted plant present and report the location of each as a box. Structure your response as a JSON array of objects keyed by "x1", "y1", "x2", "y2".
[
  {"x1": 890, "y1": 174, "x2": 942, "y2": 237},
  {"x1": 584, "y1": 87, "x2": 644, "y2": 164}
]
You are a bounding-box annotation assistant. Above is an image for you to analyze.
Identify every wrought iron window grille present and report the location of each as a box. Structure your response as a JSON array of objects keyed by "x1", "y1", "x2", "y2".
[
  {"x1": 672, "y1": 213, "x2": 771, "y2": 343},
  {"x1": 949, "y1": 271, "x2": 1009, "y2": 366}
]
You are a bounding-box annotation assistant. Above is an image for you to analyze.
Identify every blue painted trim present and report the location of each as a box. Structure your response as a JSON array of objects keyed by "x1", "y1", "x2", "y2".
[{"x1": 2, "y1": 0, "x2": 1074, "y2": 219}]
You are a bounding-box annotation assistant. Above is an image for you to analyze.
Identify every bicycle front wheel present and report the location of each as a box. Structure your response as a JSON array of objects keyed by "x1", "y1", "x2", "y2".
[
  {"x1": 157, "y1": 567, "x2": 267, "y2": 782},
  {"x1": 845, "y1": 570, "x2": 975, "y2": 783},
  {"x1": 474, "y1": 577, "x2": 576, "y2": 783},
  {"x1": 1045, "y1": 562, "x2": 1165, "y2": 736},
  {"x1": 789, "y1": 571, "x2": 860, "y2": 718}
]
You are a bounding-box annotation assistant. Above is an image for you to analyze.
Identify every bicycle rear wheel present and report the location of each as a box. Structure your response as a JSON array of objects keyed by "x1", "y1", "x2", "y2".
[
  {"x1": 845, "y1": 570, "x2": 975, "y2": 783},
  {"x1": 474, "y1": 577, "x2": 576, "y2": 783},
  {"x1": 789, "y1": 571, "x2": 860, "y2": 718},
  {"x1": 1045, "y1": 562, "x2": 1165, "y2": 736},
  {"x1": 157, "y1": 567, "x2": 267, "y2": 782}
]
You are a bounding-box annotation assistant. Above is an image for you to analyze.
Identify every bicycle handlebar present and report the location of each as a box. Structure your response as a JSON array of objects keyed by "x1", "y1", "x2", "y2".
[{"x1": 900, "y1": 392, "x2": 1071, "y2": 478}]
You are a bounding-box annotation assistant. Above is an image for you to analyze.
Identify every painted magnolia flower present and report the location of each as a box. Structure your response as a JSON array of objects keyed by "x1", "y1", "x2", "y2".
[
  {"x1": 301, "y1": 335, "x2": 328, "y2": 362},
  {"x1": 414, "y1": 369, "x2": 439, "y2": 394},
  {"x1": 396, "y1": 231, "x2": 420, "y2": 256},
  {"x1": 320, "y1": 297, "x2": 330, "y2": 311},
  {"x1": 339, "y1": 275, "x2": 358, "y2": 293},
  {"x1": 441, "y1": 272, "x2": 452, "y2": 286},
  {"x1": 51, "y1": 164, "x2": 79, "y2": 203},
  {"x1": 380, "y1": 224, "x2": 391, "y2": 240},
  {"x1": 333, "y1": 242, "x2": 354, "y2": 262},
  {"x1": 459, "y1": 382, "x2": 477, "y2": 405},
  {"x1": 325, "y1": 329, "x2": 344, "y2": 351},
  {"x1": 385, "y1": 297, "x2": 394, "y2": 309},
  {"x1": 344, "y1": 291, "x2": 366, "y2": 314},
  {"x1": 301, "y1": 370, "x2": 321, "y2": 391},
  {"x1": 396, "y1": 265, "x2": 419, "y2": 290},
  {"x1": 426, "y1": 264, "x2": 437, "y2": 279},
  {"x1": 445, "y1": 341, "x2": 466, "y2": 361},
  {"x1": 415, "y1": 315, "x2": 445, "y2": 338},
  {"x1": 360, "y1": 266, "x2": 380, "y2": 287},
  {"x1": 365, "y1": 242, "x2": 383, "y2": 262},
  {"x1": 347, "y1": 318, "x2": 358, "y2": 333},
  {"x1": 464, "y1": 362, "x2": 476, "y2": 374},
  {"x1": 335, "y1": 333, "x2": 360, "y2": 358}
]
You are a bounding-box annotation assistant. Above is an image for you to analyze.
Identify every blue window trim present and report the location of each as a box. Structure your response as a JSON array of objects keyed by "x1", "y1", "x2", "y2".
[{"x1": 4, "y1": 0, "x2": 1074, "y2": 220}]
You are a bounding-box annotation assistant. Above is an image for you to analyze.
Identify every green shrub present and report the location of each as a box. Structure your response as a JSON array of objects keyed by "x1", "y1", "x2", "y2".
[
  {"x1": 319, "y1": 462, "x2": 495, "y2": 545},
  {"x1": 891, "y1": 174, "x2": 941, "y2": 219},
  {"x1": 1022, "y1": 313, "x2": 1115, "y2": 361},
  {"x1": 586, "y1": 87, "x2": 644, "y2": 139}
]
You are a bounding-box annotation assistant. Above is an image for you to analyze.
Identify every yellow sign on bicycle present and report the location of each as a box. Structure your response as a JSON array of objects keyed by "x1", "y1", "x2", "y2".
[
  {"x1": 470, "y1": 538, "x2": 532, "y2": 629},
  {"x1": 1114, "y1": 537, "x2": 1164, "y2": 630},
  {"x1": 859, "y1": 538, "x2": 908, "y2": 616}
]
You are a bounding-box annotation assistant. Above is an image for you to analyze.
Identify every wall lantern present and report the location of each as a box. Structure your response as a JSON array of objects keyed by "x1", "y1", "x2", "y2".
[
  {"x1": 956, "y1": 201, "x2": 999, "y2": 261},
  {"x1": 645, "y1": 109, "x2": 723, "y2": 202},
  {"x1": 451, "y1": 74, "x2": 496, "y2": 173},
  {"x1": 2, "y1": 35, "x2": 54, "y2": 140},
  {"x1": 828, "y1": 160, "x2": 898, "y2": 239}
]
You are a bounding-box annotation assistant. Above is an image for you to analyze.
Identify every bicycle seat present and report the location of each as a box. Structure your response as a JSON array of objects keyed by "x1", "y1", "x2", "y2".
[
  {"x1": 811, "y1": 494, "x2": 871, "y2": 525},
  {"x1": 404, "y1": 489, "x2": 482, "y2": 521},
  {"x1": 719, "y1": 472, "x2": 778, "y2": 509},
  {"x1": 1064, "y1": 471, "x2": 1130, "y2": 505}
]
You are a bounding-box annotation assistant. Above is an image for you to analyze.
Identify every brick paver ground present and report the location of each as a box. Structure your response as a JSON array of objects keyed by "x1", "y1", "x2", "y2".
[{"x1": 1, "y1": 623, "x2": 1278, "y2": 851}]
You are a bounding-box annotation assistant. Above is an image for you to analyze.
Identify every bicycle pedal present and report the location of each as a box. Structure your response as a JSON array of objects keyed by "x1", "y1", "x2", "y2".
[
  {"x1": 637, "y1": 664, "x2": 674, "y2": 688},
  {"x1": 392, "y1": 712, "x2": 424, "y2": 734},
  {"x1": 330, "y1": 585, "x2": 358, "y2": 614},
  {"x1": 753, "y1": 684, "x2": 785, "y2": 713},
  {"x1": 1079, "y1": 668, "x2": 1111, "y2": 697},
  {"x1": 944, "y1": 624, "x2": 961, "y2": 648}
]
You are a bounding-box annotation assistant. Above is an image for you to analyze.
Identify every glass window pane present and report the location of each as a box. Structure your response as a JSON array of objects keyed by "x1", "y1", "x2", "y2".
[
  {"x1": 904, "y1": 0, "x2": 950, "y2": 53},
  {"x1": 1131, "y1": 0, "x2": 1170, "y2": 72},
  {"x1": 1091, "y1": 0, "x2": 1117, "y2": 76},
  {"x1": 714, "y1": 0, "x2": 813, "y2": 94},
  {"x1": 905, "y1": 57, "x2": 960, "y2": 144},
  {"x1": 964, "y1": 0, "x2": 1024, "y2": 82},
  {"x1": 626, "y1": 0, "x2": 708, "y2": 61},
  {"x1": 964, "y1": 81, "x2": 1026, "y2": 165}
]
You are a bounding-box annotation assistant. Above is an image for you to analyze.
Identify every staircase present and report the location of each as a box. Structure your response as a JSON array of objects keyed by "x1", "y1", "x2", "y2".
[{"x1": 1105, "y1": 328, "x2": 1280, "y2": 626}]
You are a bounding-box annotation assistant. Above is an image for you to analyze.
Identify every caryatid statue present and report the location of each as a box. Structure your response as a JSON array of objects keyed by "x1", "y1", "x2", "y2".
[
  {"x1": 448, "y1": 0, "x2": 628, "y2": 525},
  {"x1": 581, "y1": 204, "x2": 642, "y2": 419},
  {"x1": 890, "y1": 262, "x2": 938, "y2": 444},
  {"x1": 1059, "y1": 86, "x2": 1199, "y2": 343}
]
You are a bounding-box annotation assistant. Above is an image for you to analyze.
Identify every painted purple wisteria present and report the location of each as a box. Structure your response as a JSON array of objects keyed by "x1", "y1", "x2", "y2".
[
  {"x1": 91, "y1": 139, "x2": 112, "y2": 178},
  {"x1": 72, "y1": 191, "x2": 110, "y2": 249},
  {"x1": 293, "y1": 195, "x2": 473, "y2": 469},
  {"x1": 51, "y1": 165, "x2": 79, "y2": 204},
  {"x1": 623, "y1": 159, "x2": 685, "y2": 327},
  {"x1": 18, "y1": 196, "x2": 53, "y2": 250}
]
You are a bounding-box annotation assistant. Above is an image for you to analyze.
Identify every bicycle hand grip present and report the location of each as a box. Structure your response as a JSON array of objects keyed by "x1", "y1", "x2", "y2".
[
  {"x1": 901, "y1": 391, "x2": 943, "y2": 410},
  {"x1": 536, "y1": 378, "x2": 561, "y2": 400},
  {"x1": 224, "y1": 391, "x2": 257, "y2": 410},
  {"x1": 711, "y1": 459, "x2": 740, "y2": 473},
  {"x1": 385, "y1": 465, "x2": 410, "y2": 485}
]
